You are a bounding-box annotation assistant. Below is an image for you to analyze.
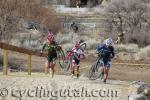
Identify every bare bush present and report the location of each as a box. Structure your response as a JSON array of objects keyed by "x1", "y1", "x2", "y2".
[
  {"x1": 0, "y1": 0, "x2": 61, "y2": 42},
  {"x1": 101, "y1": 0, "x2": 150, "y2": 45},
  {"x1": 62, "y1": 43, "x2": 74, "y2": 51},
  {"x1": 86, "y1": 38, "x2": 101, "y2": 50},
  {"x1": 56, "y1": 33, "x2": 73, "y2": 44},
  {"x1": 135, "y1": 45, "x2": 150, "y2": 60},
  {"x1": 115, "y1": 44, "x2": 139, "y2": 53}
]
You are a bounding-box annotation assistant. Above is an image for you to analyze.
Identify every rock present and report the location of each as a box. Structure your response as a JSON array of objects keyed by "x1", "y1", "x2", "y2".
[
  {"x1": 128, "y1": 81, "x2": 150, "y2": 94},
  {"x1": 144, "y1": 89, "x2": 150, "y2": 96},
  {"x1": 128, "y1": 94, "x2": 148, "y2": 100}
]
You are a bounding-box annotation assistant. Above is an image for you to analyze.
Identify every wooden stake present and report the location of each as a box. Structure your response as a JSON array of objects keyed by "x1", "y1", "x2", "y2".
[
  {"x1": 28, "y1": 55, "x2": 32, "y2": 75},
  {"x1": 3, "y1": 49, "x2": 8, "y2": 75}
]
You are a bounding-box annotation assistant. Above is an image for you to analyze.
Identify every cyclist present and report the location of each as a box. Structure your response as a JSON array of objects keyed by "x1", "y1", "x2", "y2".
[
  {"x1": 96, "y1": 38, "x2": 115, "y2": 83},
  {"x1": 71, "y1": 41, "x2": 85, "y2": 78},
  {"x1": 40, "y1": 29, "x2": 57, "y2": 78}
]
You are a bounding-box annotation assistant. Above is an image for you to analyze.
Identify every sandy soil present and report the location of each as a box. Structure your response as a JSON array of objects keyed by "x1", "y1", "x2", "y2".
[
  {"x1": 81, "y1": 54, "x2": 150, "y2": 83},
  {"x1": 0, "y1": 74, "x2": 129, "y2": 100},
  {"x1": 0, "y1": 51, "x2": 150, "y2": 83},
  {"x1": 0, "y1": 51, "x2": 150, "y2": 100}
]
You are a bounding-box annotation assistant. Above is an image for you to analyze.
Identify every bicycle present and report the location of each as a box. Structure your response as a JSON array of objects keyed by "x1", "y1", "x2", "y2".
[
  {"x1": 88, "y1": 52, "x2": 104, "y2": 80},
  {"x1": 58, "y1": 42, "x2": 86, "y2": 72}
]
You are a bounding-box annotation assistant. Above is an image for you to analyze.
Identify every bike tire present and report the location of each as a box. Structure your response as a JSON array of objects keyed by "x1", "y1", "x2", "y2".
[
  {"x1": 88, "y1": 59, "x2": 103, "y2": 80},
  {"x1": 65, "y1": 50, "x2": 73, "y2": 71},
  {"x1": 57, "y1": 49, "x2": 66, "y2": 70},
  {"x1": 94, "y1": 60, "x2": 103, "y2": 79},
  {"x1": 65, "y1": 58, "x2": 72, "y2": 71},
  {"x1": 58, "y1": 50, "x2": 72, "y2": 72},
  {"x1": 88, "y1": 62, "x2": 96, "y2": 79}
]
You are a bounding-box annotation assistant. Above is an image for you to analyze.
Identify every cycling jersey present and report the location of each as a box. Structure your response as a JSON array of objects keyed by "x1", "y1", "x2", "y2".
[
  {"x1": 72, "y1": 48, "x2": 84, "y2": 66},
  {"x1": 96, "y1": 44, "x2": 115, "y2": 66},
  {"x1": 42, "y1": 42, "x2": 57, "y2": 62}
]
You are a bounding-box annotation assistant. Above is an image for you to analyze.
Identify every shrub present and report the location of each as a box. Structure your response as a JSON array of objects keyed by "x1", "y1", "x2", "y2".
[
  {"x1": 115, "y1": 44, "x2": 139, "y2": 53},
  {"x1": 135, "y1": 45, "x2": 150, "y2": 60},
  {"x1": 85, "y1": 38, "x2": 101, "y2": 50},
  {"x1": 100, "y1": 0, "x2": 150, "y2": 45},
  {"x1": 0, "y1": 0, "x2": 61, "y2": 42},
  {"x1": 56, "y1": 33, "x2": 73, "y2": 44},
  {"x1": 62, "y1": 43, "x2": 74, "y2": 51}
]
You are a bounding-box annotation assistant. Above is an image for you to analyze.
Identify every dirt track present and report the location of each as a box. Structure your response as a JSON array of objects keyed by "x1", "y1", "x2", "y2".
[
  {"x1": 0, "y1": 51, "x2": 150, "y2": 83},
  {"x1": 0, "y1": 74, "x2": 129, "y2": 100},
  {"x1": 81, "y1": 54, "x2": 150, "y2": 83},
  {"x1": 0, "y1": 52, "x2": 150, "y2": 100}
]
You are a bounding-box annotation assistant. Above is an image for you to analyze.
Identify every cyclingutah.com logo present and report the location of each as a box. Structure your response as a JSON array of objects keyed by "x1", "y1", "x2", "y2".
[
  {"x1": 0, "y1": 86, "x2": 120, "y2": 99},
  {"x1": 0, "y1": 88, "x2": 8, "y2": 97}
]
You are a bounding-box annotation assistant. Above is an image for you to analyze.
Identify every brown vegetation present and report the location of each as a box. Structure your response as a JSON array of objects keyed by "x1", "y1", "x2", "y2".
[
  {"x1": 0, "y1": 0, "x2": 61, "y2": 41},
  {"x1": 101, "y1": 0, "x2": 150, "y2": 45}
]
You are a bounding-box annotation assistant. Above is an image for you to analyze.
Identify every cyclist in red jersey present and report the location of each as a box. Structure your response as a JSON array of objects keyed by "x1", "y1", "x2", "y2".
[{"x1": 71, "y1": 41, "x2": 85, "y2": 78}]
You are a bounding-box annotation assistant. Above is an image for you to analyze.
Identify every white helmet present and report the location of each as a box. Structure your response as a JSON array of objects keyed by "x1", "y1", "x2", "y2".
[{"x1": 105, "y1": 38, "x2": 113, "y2": 46}]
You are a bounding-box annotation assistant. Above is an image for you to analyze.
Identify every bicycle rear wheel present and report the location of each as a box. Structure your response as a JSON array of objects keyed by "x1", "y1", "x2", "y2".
[
  {"x1": 64, "y1": 58, "x2": 72, "y2": 71},
  {"x1": 57, "y1": 49, "x2": 66, "y2": 70}
]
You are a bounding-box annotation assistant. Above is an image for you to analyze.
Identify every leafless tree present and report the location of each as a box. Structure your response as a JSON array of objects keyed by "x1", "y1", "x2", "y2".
[
  {"x1": 0, "y1": 0, "x2": 61, "y2": 41},
  {"x1": 100, "y1": 0, "x2": 150, "y2": 45}
]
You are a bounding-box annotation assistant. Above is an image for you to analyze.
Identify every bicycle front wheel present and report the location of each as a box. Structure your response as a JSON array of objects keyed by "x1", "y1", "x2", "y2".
[
  {"x1": 88, "y1": 60, "x2": 102, "y2": 80},
  {"x1": 88, "y1": 63, "x2": 96, "y2": 79}
]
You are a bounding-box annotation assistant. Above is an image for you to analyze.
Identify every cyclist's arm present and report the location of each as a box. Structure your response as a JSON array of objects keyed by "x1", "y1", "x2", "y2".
[
  {"x1": 110, "y1": 46, "x2": 115, "y2": 58},
  {"x1": 96, "y1": 44, "x2": 105, "y2": 52},
  {"x1": 111, "y1": 50, "x2": 115, "y2": 58},
  {"x1": 41, "y1": 42, "x2": 47, "y2": 53}
]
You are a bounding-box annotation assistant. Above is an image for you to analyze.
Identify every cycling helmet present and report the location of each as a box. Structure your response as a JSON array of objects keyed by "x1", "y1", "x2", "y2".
[
  {"x1": 105, "y1": 38, "x2": 113, "y2": 46},
  {"x1": 47, "y1": 31, "x2": 55, "y2": 42}
]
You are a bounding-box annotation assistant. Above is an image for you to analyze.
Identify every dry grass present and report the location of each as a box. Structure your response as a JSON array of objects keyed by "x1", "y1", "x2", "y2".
[
  {"x1": 115, "y1": 44, "x2": 139, "y2": 53},
  {"x1": 134, "y1": 46, "x2": 150, "y2": 60}
]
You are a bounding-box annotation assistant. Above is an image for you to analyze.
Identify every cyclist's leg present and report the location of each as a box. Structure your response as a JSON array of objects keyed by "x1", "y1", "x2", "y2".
[
  {"x1": 76, "y1": 60, "x2": 80, "y2": 78},
  {"x1": 45, "y1": 60, "x2": 49, "y2": 74},
  {"x1": 103, "y1": 62, "x2": 111, "y2": 82},
  {"x1": 100, "y1": 66, "x2": 104, "y2": 74},
  {"x1": 71, "y1": 59, "x2": 76, "y2": 75},
  {"x1": 47, "y1": 55, "x2": 56, "y2": 78},
  {"x1": 99, "y1": 60, "x2": 104, "y2": 75},
  {"x1": 77, "y1": 66, "x2": 80, "y2": 78},
  {"x1": 72, "y1": 57, "x2": 80, "y2": 78},
  {"x1": 50, "y1": 63, "x2": 55, "y2": 78},
  {"x1": 103, "y1": 67, "x2": 110, "y2": 82},
  {"x1": 51, "y1": 56, "x2": 57, "y2": 78}
]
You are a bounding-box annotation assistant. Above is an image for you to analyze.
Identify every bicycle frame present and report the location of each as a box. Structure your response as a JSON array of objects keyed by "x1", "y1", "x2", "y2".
[{"x1": 58, "y1": 42, "x2": 86, "y2": 71}]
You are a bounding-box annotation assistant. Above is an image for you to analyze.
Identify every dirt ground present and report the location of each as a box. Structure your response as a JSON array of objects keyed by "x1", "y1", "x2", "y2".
[
  {"x1": 80, "y1": 54, "x2": 150, "y2": 83},
  {"x1": 0, "y1": 51, "x2": 150, "y2": 83},
  {"x1": 81, "y1": 64, "x2": 150, "y2": 83}
]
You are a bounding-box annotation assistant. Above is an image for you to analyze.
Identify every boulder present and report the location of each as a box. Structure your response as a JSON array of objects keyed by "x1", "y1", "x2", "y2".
[
  {"x1": 128, "y1": 81, "x2": 150, "y2": 94},
  {"x1": 128, "y1": 94, "x2": 148, "y2": 100},
  {"x1": 144, "y1": 89, "x2": 150, "y2": 96}
]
